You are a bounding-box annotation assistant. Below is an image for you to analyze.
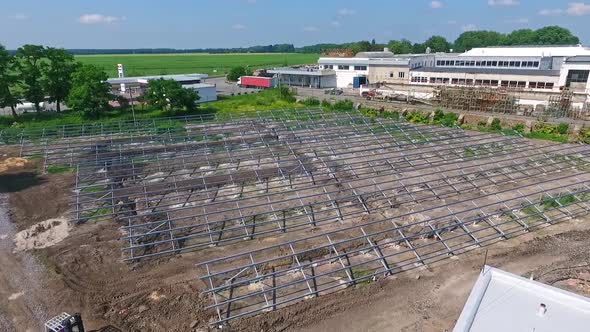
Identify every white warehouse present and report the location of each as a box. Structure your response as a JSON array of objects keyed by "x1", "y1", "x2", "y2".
[{"x1": 315, "y1": 45, "x2": 590, "y2": 99}]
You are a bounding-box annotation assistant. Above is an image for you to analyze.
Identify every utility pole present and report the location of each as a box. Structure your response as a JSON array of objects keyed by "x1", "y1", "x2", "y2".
[{"x1": 129, "y1": 88, "x2": 136, "y2": 125}]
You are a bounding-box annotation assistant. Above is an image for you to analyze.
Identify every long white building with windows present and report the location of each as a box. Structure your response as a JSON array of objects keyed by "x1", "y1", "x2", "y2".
[
  {"x1": 409, "y1": 45, "x2": 590, "y2": 93},
  {"x1": 313, "y1": 45, "x2": 590, "y2": 97}
]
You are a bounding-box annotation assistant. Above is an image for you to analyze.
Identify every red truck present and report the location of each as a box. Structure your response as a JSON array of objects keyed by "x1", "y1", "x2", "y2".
[{"x1": 237, "y1": 76, "x2": 277, "y2": 89}]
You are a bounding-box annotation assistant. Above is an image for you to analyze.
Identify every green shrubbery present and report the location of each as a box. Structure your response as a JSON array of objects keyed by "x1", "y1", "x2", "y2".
[
  {"x1": 490, "y1": 118, "x2": 502, "y2": 131},
  {"x1": 329, "y1": 100, "x2": 354, "y2": 111},
  {"x1": 432, "y1": 109, "x2": 458, "y2": 127},
  {"x1": 302, "y1": 97, "x2": 321, "y2": 107},
  {"x1": 404, "y1": 111, "x2": 429, "y2": 124},
  {"x1": 579, "y1": 129, "x2": 590, "y2": 144},
  {"x1": 523, "y1": 122, "x2": 570, "y2": 143},
  {"x1": 512, "y1": 123, "x2": 525, "y2": 134}
]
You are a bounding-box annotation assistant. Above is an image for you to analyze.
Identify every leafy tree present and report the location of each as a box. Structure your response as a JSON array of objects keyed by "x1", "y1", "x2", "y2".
[
  {"x1": 412, "y1": 43, "x2": 427, "y2": 54},
  {"x1": 423, "y1": 36, "x2": 451, "y2": 53},
  {"x1": 66, "y1": 64, "x2": 111, "y2": 118},
  {"x1": 41, "y1": 48, "x2": 78, "y2": 112},
  {"x1": 453, "y1": 31, "x2": 505, "y2": 52},
  {"x1": 387, "y1": 39, "x2": 413, "y2": 54},
  {"x1": 145, "y1": 78, "x2": 199, "y2": 111},
  {"x1": 534, "y1": 26, "x2": 580, "y2": 45},
  {"x1": 15, "y1": 44, "x2": 46, "y2": 112},
  {"x1": 504, "y1": 29, "x2": 537, "y2": 45},
  {"x1": 0, "y1": 44, "x2": 20, "y2": 117},
  {"x1": 227, "y1": 66, "x2": 253, "y2": 82},
  {"x1": 350, "y1": 41, "x2": 371, "y2": 54}
]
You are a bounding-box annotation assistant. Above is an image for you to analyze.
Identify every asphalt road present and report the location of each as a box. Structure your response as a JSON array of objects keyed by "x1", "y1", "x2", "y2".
[{"x1": 205, "y1": 76, "x2": 264, "y2": 96}]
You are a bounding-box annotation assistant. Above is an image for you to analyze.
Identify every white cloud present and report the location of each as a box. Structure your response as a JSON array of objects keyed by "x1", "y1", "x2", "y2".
[
  {"x1": 303, "y1": 26, "x2": 319, "y2": 32},
  {"x1": 78, "y1": 14, "x2": 124, "y2": 25},
  {"x1": 538, "y1": 3, "x2": 590, "y2": 16},
  {"x1": 488, "y1": 0, "x2": 519, "y2": 6},
  {"x1": 9, "y1": 14, "x2": 30, "y2": 20},
  {"x1": 538, "y1": 8, "x2": 563, "y2": 16},
  {"x1": 330, "y1": 21, "x2": 341, "y2": 27},
  {"x1": 430, "y1": 1, "x2": 443, "y2": 9},
  {"x1": 461, "y1": 24, "x2": 477, "y2": 31},
  {"x1": 506, "y1": 17, "x2": 529, "y2": 24},
  {"x1": 567, "y1": 2, "x2": 590, "y2": 16},
  {"x1": 232, "y1": 24, "x2": 246, "y2": 30},
  {"x1": 337, "y1": 8, "x2": 356, "y2": 16}
]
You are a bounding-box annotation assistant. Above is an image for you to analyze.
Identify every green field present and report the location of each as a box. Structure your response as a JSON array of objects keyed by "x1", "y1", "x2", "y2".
[{"x1": 75, "y1": 53, "x2": 319, "y2": 78}]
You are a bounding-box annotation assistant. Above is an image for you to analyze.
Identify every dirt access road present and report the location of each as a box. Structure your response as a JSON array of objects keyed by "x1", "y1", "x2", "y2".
[{"x1": 0, "y1": 193, "x2": 51, "y2": 332}]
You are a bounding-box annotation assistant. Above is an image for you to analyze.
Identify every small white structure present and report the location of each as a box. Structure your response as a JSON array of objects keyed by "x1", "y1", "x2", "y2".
[
  {"x1": 16, "y1": 101, "x2": 45, "y2": 113},
  {"x1": 183, "y1": 83, "x2": 217, "y2": 103},
  {"x1": 453, "y1": 265, "x2": 590, "y2": 332}
]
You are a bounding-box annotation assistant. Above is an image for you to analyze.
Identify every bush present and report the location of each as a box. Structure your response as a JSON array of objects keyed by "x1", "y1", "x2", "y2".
[
  {"x1": 303, "y1": 98, "x2": 321, "y2": 107},
  {"x1": 532, "y1": 122, "x2": 568, "y2": 136},
  {"x1": 490, "y1": 118, "x2": 502, "y2": 131},
  {"x1": 227, "y1": 66, "x2": 253, "y2": 82},
  {"x1": 432, "y1": 109, "x2": 445, "y2": 123},
  {"x1": 405, "y1": 111, "x2": 429, "y2": 124},
  {"x1": 512, "y1": 123, "x2": 525, "y2": 134},
  {"x1": 331, "y1": 100, "x2": 354, "y2": 111},
  {"x1": 276, "y1": 86, "x2": 296, "y2": 102},
  {"x1": 432, "y1": 109, "x2": 458, "y2": 127},
  {"x1": 579, "y1": 129, "x2": 590, "y2": 144},
  {"x1": 557, "y1": 122, "x2": 569, "y2": 135}
]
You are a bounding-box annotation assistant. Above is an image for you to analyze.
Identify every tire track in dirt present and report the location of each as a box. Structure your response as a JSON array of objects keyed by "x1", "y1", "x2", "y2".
[{"x1": 0, "y1": 194, "x2": 50, "y2": 331}]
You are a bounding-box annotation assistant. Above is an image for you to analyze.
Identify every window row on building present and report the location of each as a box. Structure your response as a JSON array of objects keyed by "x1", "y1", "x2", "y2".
[
  {"x1": 389, "y1": 72, "x2": 405, "y2": 78},
  {"x1": 412, "y1": 76, "x2": 555, "y2": 89},
  {"x1": 435, "y1": 59, "x2": 540, "y2": 68},
  {"x1": 410, "y1": 76, "x2": 429, "y2": 83},
  {"x1": 321, "y1": 65, "x2": 368, "y2": 71}
]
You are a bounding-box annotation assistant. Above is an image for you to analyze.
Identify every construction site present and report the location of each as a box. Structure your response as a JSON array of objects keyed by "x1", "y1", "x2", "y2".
[
  {"x1": 2, "y1": 107, "x2": 590, "y2": 331},
  {"x1": 356, "y1": 84, "x2": 590, "y2": 121}
]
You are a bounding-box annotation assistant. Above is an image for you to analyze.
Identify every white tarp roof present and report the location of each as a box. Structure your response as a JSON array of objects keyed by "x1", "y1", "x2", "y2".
[{"x1": 453, "y1": 265, "x2": 590, "y2": 332}]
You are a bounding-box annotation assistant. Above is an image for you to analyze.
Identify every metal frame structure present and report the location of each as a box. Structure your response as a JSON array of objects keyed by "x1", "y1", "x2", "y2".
[{"x1": 7, "y1": 109, "x2": 590, "y2": 325}]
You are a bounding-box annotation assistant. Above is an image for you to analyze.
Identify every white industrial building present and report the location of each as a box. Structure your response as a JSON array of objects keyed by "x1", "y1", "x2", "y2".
[
  {"x1": 106, "y1": 74, "x2": 217, "y2": 103},
  {"x1": 409, "y1": 45, "x2": 590, "y2": 94},
  {"x1": 317, "y1": 48, "x2": 411, "y2": 88},
  {"x1": 314, "y1": 45, "x2": 590, "y2": 99},
  {"x1": 454, "y1": 266, "x2": 590, "y2": 332},
  {"x1": 266, "y1": 67, "x2": 337, "y2": 88}
]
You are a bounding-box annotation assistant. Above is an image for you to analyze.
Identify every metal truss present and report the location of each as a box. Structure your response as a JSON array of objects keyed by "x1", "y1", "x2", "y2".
[{"x1": 8, "y1": 109, "x2": 590, "y2": 325}]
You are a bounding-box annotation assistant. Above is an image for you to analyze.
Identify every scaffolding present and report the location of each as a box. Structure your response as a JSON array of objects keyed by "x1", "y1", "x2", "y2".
[
  {"x1": 434, "y1": 86, "x2": 521, "y2": 114},
  {"x1": 7, "y1": 109, "x2": 590, "y2": 326},
  {"x1": 544, "y1": 89, "x2": 575, "y2": 119}
]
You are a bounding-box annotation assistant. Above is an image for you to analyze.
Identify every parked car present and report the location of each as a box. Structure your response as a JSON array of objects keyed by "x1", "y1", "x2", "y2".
[{"x1": 324, "y1": 88, "x2": 343, "y2": 95}]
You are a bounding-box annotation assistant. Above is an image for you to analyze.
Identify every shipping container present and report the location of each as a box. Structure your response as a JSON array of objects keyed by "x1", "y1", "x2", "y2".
[{"x1": 238, "y1": 76, "x2": 277, "y2": 89}]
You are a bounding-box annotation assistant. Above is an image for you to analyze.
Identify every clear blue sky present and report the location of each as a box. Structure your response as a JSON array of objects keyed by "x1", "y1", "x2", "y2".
[{"x1": 1, "y1": 0, "x2": 589, "y2": 49}]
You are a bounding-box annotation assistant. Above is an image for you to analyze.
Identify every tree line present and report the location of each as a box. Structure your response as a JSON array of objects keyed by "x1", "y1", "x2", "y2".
[
  {"x1": 388, "y1": 26, "x2": 580, "y2": 54},
  {"x1": 328, "y1": 26, "x2": 580, "y2": 55},
  {"x1": 0, "y1": 44, "x2": 200, "y2": 118},
  {"x1": 3, "y1": 25, "x2": 581, "y2": 57}
]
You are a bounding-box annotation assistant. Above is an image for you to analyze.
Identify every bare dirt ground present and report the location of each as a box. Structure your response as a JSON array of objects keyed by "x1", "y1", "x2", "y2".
[{"x1": 1, "y1": 146, "x2": 590, "y2": 332}]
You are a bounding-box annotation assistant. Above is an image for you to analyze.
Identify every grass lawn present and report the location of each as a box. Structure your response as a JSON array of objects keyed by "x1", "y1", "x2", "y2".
[
  {"x1": 0, "y1": 89, "x2": 310, "y2": 143},
  {"x1": 75, "y1": 53, "x2": 319, "y2": 78}
]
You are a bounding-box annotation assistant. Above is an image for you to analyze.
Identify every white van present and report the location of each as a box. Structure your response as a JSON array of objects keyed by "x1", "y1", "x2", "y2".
[{"x1": 16, "y1": 102, "x2": 46, "y2": 113}]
